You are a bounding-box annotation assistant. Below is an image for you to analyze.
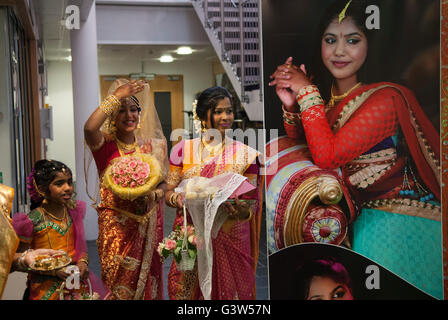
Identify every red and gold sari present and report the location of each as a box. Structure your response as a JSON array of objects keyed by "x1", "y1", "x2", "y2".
[
  {"x1": 167, "y1": 137, "x2": 263, "y2": 300},
  {"x1": 285, "y1": 82, "x2": 442, "y2": 298},
  {"x1": 91, "y1": 135, "x2": 164, "y2": 300}
]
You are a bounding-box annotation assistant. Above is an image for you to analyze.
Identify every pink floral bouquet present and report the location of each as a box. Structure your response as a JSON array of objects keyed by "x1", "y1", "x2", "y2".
[
  {"x1": 111, "y1": 157, "x2": 151, "y2": 188},
  {"x1": 158, "y1": 225, "x2": 197, "y2": 268},
  {"x1": 103, "y1": 154, "x2": 163, "y2": 201}
]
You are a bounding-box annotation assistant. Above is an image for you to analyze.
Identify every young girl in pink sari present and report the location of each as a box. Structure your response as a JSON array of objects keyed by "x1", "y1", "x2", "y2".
[{"x1": 165, "y1": 86, "x2": 264, "y2": 300}]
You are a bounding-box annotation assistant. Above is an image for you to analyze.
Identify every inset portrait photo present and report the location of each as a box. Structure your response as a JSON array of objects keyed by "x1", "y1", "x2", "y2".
[{"x1": 269, "y1": 243, "x2": 436, "y2": 300}]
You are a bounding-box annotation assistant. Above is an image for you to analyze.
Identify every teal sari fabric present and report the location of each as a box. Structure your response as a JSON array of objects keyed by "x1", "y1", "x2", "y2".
[{"x1": 352, "y1": 208, "x2": 443, "y2": 299}]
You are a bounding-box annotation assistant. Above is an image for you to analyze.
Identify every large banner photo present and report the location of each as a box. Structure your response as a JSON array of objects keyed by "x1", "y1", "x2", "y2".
[{"x1": 262, "y1": 0, "x2": 445, "y2": 299}]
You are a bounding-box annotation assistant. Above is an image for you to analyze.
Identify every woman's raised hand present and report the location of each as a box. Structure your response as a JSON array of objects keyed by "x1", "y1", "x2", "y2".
[
  {"x1": 269, "y1": 57, "x2": 312, "y2": 108},
  {"x1": 113, "y1": 80, "x2": 145, "y2": 100}
]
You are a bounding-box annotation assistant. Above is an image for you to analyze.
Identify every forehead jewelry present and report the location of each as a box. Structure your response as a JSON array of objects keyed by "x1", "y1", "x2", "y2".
[{"x1": 338, "y1": 0, "x2": 353, "y2": 23}]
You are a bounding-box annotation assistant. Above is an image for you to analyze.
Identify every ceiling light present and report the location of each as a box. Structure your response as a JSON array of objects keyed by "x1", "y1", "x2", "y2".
[
  {"x1": 159, "y1": 55, "x2": 173, "y2": 63},
  {"x1": 176, "y1": 46, "x2": 193, "y2": 55},
  {"x1": 66, "y1": 56, "x2": 72, "y2": 62}
]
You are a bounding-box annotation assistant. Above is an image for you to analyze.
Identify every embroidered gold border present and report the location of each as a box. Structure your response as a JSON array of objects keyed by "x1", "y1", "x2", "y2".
[{"x1": 364, "y1": 198, "x2": 441, "y2": 221}]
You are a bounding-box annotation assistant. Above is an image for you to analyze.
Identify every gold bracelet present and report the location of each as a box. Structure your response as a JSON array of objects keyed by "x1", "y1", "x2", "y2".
[
  {"x1": 295, "y1": 85, "x2": 319, "y2": 101},
  {"x1": 298, "y1": 92, "x2": 325, "y2": 113},
  {"x1": 238, "y1": 208, "x2": 253, "y2": 222},
  {"x1": 99, "y1": 95, "x2": 121, "y2": 116},
  {"x1": 18, "y1": 249, "x2": 33, "y2": 270},
  {"x1": 78, "y1": 258, "x2": 89, "y2": 266},
  {"x1": 169, "y1": 192, "x2": 179, "y2": 207},
  {"x1": 283, "y1": 105, "x2": 301, "y2": 126}
]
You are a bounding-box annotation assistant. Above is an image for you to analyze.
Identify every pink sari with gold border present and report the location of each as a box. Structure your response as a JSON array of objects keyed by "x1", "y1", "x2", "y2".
[{"x1": 166, "y1": 137, "x2": 263, "y2": 300}]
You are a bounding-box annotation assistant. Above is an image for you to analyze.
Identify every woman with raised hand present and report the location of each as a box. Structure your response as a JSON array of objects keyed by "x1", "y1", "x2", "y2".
[{"x1": 84, "y1": 79, "x2": 168, "y2": 299}]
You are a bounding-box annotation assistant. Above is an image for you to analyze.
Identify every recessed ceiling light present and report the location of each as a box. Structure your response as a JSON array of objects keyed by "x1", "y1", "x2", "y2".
[
  {"x1": 160, "y1": 55, "x2": 173, "y2": 63},
  {"x1": 176, "y1": 46, "x2": 193, "y2": 55}
]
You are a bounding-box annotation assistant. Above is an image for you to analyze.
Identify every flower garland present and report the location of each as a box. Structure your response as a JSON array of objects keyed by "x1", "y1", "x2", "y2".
[{"x1": 192, "y1": 99, "x2": 202, "y2": 134}]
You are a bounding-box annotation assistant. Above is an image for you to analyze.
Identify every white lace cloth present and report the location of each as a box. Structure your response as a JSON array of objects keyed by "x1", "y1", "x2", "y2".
[{"x1": 175, "y1": 172, "x2": 249, "y2": 299}]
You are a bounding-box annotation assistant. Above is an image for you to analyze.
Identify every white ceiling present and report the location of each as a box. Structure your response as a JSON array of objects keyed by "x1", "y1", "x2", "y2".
[
  {"x1": 32, "y1": 0, "x2": 216, "y2": 63},
  {"x1": 97, "y1": 44, "x2": 216, "y2": 63}
]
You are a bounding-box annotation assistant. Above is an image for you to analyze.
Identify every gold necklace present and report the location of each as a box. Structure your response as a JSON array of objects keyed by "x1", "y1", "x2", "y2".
[
  {"x1": 199, "y1": 137, "x2": 226, "y2": 173},
  {"x1": 42, "y1": 206, "x2": 66, "y2": 221},
  {"x1": 328, "y1": 82, "x2": 362, "y2": 108},
  {"x1": 116, "y1": 137, "x2": 138, "y2": 152},
  {"x1": 202, "y1": 137, "x2": 226, "y2": 157},
  {"x1": 41, "y1": 206, "x2": 70, "y2": 253}
]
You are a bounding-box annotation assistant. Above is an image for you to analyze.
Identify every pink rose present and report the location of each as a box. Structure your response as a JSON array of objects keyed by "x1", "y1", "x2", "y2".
[
  {"x1": 129, "y1": 160, "x2": 137, "y2": 169},
  {"x1": 137, "y1": 179, "x2": 145, "y2": 186},
  {"x1": 188, "y1": 235, "x2": 197, "y2": 246},
  {"x1": 119, "y1": 169, "x2": 125, "y2": 175},
  {"x1": 139, "y1": 171, "x2": 148, "y2": 179},
  {"x1": 165, "y1": 239, "x2": 177, "y2": 251},
  {"x1": 130, "y1": 181, "x2": 137, "y2": 188}
]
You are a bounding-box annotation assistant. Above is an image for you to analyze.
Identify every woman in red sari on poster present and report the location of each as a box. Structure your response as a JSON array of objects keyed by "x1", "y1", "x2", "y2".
[
  {"x1": 269, "y1": 0, "x2": 442, "y2": 298},
  {"x1": 84, "y1": 79, "x2": 168, "y2": 299},
  {"x1": 165, "y1": 86, "x2": 263, "y2": 300}
]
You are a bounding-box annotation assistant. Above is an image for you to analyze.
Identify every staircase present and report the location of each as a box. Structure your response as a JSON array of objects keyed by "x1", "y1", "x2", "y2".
[{"x1": 191, "y1": 0, "x2": 263, "y2": 122}]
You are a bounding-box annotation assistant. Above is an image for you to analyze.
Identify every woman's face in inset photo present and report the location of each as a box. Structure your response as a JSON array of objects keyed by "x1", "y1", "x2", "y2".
[
  {"x1": 306, "y1": 276, "x2": 354, "y2": 300},
  {"x1": 321, "y1": 17, "x2": 368, "y2": 83}
]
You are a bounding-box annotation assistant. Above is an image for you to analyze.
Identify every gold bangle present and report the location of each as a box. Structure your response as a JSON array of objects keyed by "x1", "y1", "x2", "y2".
[
  {"x1": 282, "y1": 105, "x2": 301, "y2": 119},
  {"x1": 169, "y1": 192, "x2": 179, "y2": 207},
  {"x1": 78, "y1": 258, "x2": 89, "y2": 266},
  {"x1": 238, "y1": 208, "x2": 253, "y2": 222},
  {"x1": 295, "y1": 85, "x2": 319, "y2": 101},
  {"x1": 99, "y1": 95, "x2": 121, "y2": 116},
  {"x1": 298, "y1": 93, "x2": 325, "y2": 113},
  {"x1": 18, "y1": 249, "x2": 33, "y2": 270}
]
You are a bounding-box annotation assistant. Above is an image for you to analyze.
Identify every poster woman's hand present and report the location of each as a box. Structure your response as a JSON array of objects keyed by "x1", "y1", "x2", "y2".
[
  {"x1": 270, "y1": 57, "x2": 312, "y2": 101},
  {"x1": 269, "y1": 57, "x2": 299, "y2": 111}
]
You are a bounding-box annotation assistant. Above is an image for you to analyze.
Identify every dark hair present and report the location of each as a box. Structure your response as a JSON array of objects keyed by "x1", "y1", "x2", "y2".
[
  {"x1": 30, "y1": 159, "x2": 72, "y2": 210},
  {"x1": 195, "y1": 86, "x2": 233, "y2": 128},
  {"x1": 293, "y1": 258, "x2": 354, "y2": 299},
  {"x1": 310, "y1": 0, "x2": 377, "y2": 101}
]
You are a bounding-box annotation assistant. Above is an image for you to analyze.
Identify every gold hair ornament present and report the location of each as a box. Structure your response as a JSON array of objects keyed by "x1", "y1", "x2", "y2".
[{"x1": 338, "y1": 0, "x2": 353, "y2": 23}]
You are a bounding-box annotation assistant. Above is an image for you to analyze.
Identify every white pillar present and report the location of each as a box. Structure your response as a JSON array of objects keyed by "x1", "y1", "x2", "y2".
[{"x1": 70, "y1": 1, "x2": 99, "y2": 240}]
